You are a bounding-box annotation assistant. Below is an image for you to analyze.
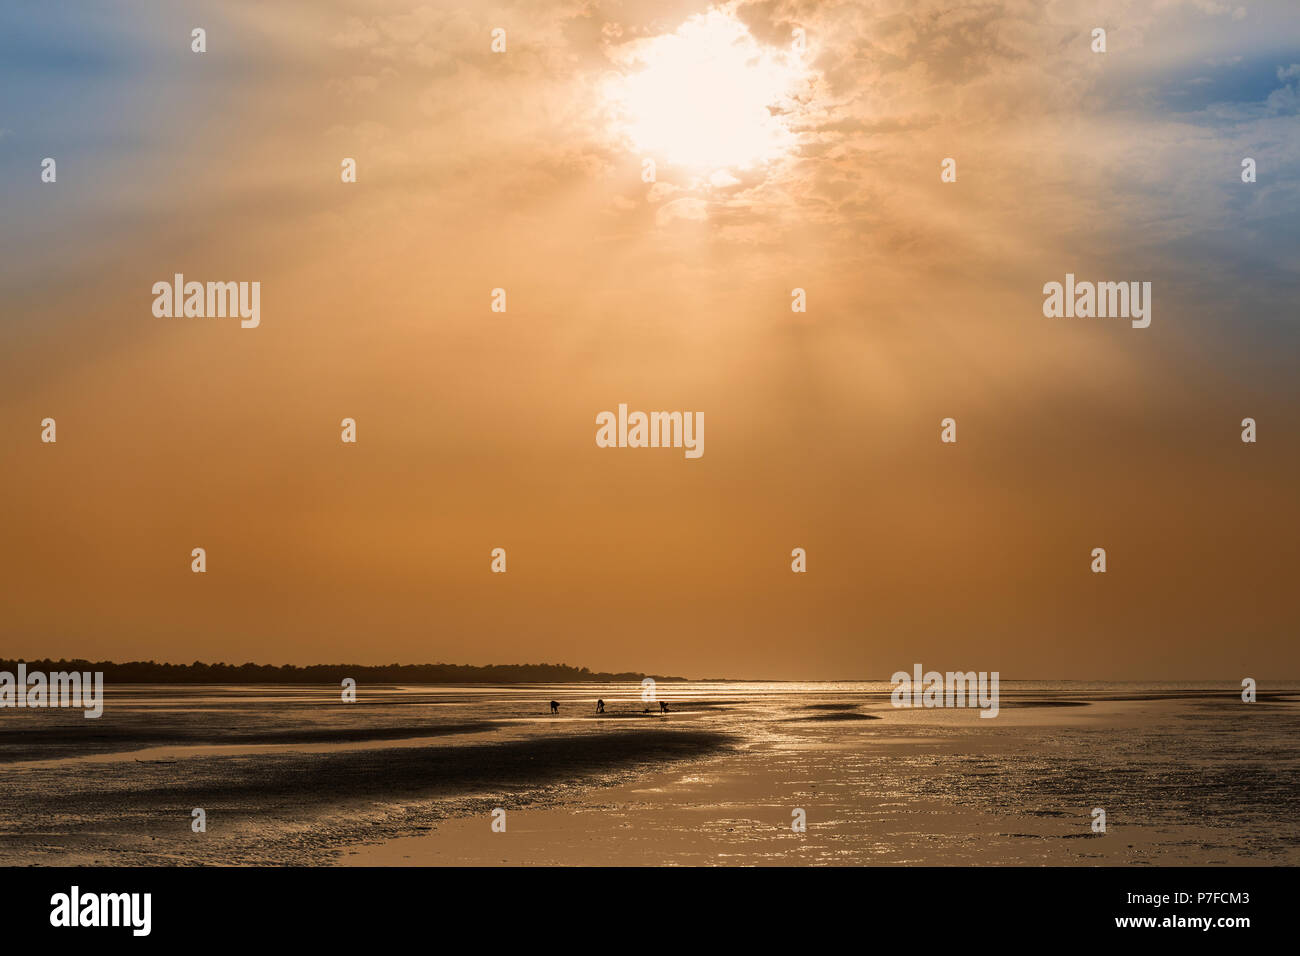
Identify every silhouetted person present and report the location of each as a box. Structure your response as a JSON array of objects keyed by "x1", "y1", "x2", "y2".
[
  {"x1": 659, "y1": 701, "x2": 670, "y2": 713},
  {"x1": 596, "y1": 699, "x2": 605, "y2": 714},
  {"x1": 550, "y1": 700, "x2": 559, "y2": 714}
]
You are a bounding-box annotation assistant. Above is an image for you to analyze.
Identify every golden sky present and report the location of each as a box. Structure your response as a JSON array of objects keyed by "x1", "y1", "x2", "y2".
[{"x1": 2, "y1": 0, "x2": 1298, "y2": 678}]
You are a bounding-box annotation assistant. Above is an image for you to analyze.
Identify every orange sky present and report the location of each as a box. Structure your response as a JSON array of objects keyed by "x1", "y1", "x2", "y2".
[{"x1": 2, "y1": 1, "x2": 1298, "y2": 678}]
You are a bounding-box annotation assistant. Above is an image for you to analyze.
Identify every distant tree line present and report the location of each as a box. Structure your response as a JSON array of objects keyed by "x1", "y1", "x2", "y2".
[{"x1": 0, "y1": 658, "x2": 682, "y2": 684}]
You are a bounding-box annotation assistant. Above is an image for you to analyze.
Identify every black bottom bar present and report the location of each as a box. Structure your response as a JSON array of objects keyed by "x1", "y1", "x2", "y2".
[{"x1": 1, "y1": 865, "x2": 1280, "y2": 941}]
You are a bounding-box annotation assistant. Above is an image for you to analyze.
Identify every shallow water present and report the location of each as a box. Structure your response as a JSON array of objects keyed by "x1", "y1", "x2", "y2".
[{"x1": 1, "y1": 681, "x2": 1296, "y2": 865}]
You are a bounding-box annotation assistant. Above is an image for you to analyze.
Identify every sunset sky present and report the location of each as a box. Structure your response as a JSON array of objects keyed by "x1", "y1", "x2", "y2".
[{"x1": 2, "y1": 0, "x2": 1298, "y2": 679}]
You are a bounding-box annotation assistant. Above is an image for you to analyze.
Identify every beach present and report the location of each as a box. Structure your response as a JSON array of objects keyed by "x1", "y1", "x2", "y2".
[{"x1": 1, "y1": 682, "x2": 1297, "y2": 866}]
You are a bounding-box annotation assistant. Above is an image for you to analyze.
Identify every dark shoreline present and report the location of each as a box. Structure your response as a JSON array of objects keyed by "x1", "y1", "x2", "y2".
[{"x1": 0, "y1": 659, "x2": 684, "y2": 684}]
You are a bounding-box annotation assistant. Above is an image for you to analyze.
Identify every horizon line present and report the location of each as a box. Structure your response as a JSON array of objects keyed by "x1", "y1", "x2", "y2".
[{"x1": 1, "y1": 658, "x2": 1292, "y2": 684}]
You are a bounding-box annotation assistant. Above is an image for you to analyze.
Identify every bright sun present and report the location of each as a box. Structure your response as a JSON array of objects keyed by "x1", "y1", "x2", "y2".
[{"x1": 605, "y1": 9, "x2": 808, "y2": 173}]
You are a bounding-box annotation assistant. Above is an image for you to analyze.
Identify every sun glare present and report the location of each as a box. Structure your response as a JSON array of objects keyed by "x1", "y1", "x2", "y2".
[{"x1": 605, "y1": 8, "x2": 807, "y2": 173}]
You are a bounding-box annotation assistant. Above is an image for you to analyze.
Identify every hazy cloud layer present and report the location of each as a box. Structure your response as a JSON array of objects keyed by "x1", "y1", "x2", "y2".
[{"x1": 1, "y1": 1, "x2": 1296, "y2": 677}]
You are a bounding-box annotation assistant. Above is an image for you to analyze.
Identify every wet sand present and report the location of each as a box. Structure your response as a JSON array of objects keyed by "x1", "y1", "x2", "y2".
[
  {"x1": 344, "y1": 717, "x2": 1294, "y2": 867},
  {"x1": 2, "y1": 682, "x2": 1297, "y2": 866},
  {"x1": 0, "y1": 723, "x2": 734, "y2": 865}
]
